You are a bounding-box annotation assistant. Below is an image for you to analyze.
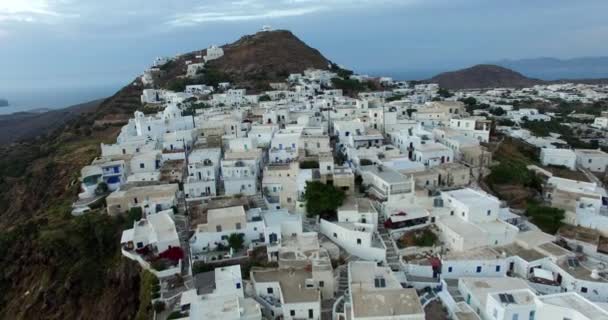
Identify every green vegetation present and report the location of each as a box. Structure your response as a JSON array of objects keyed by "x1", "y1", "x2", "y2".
[
  {"x1": 258, "y1": 94, "x2": 271, "y2": 102},
  {"x1": 128, "y1": 207, "x2": 143, "y2": 224},
  {"x1": 488, "y1": 107, "x2": 506, "y2": 116},
  {"x1": 304, "y1": 181, "x2": 346, "y2": 220},
  {"x1": 520, "y1": 119, "x2": 593, "y2": 148},
  {"x1": 228, "y1": 233, "x2": 245, "y2": 250},
  {"x1": 134, "y1": 270, "x2": 159, "y2": 320},
  {"x1": 181, "y1": 102, "x2": 212, "y2": 116},
  {"x1": 414, "y1": 229, "x2": 438, "y2": 247},
  {"x1": 329, "y1": 62, "x2": 354, "y2": 79},
  {"x1": 331, "y1": 77, "x2": 371, "y2": 92},
  {"x1": 299, "y1": 160, "x2": 319, "y2": 169},
  {"x1": 460, "y1": 96, "x2": 477, "y2": 107},
  {"x1": 525, "y1": 202, "x2": 565, "y2": 234},
  {"x1": 397, "y1": 228, "x2": 438, "y2": 248},
  {"x1": 437, "y1": 88, "x2": 453, "y2": 98}
]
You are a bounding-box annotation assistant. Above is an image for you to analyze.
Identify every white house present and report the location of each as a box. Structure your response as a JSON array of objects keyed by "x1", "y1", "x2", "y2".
[
  {"x1": 204, "y1": 45, "x2": 224, "y2": 62},
  {"x1": 591, "y1": 117, "x2": 608, "y2": 130},
  {"x1": 250, "y1": 268, "x2": 321, "y2": 320},
  {"x1": 179, "y1": 265, "x2": 262, "y2": 320},
  {"x1": 436, "y1": 188, "x2": 518, "y2": 251},
  {"x1": 360, "y1": 165, "x2": 414, "y2": 201},
  {"x1": 221, "y1": 149, "x2": 262, "y2": 196},
  {"x1": 540, "y1": 148, "x2": 577, "y2": 170},
  {"x1": 190, "y1": 206, "x2": 265, "y2": 256},
  {"x1": 338, "y1": 261, "x2": 424, "y2": 320},
  {"x1": 575, "y1": 149, "x2": 608, "y2": 172},
  {"x1": 78, "y1": 159, "x2": 128, "y2": 200},
  {"x1": 413, "y1": 142, "x2": 455, "y2": 168},
  {"x1": 185, "y1": 148, "x2": 222, "y2": 199}
]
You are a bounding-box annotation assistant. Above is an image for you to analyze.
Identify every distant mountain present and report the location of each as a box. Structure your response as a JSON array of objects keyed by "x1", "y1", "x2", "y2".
[
  {"x1": 493, "y1": 56, "x2": 608, "y2": 80},
  {"x1": 0, "y1": 98, "x2": 8, "y2": 107},
  {"x1": 0, "y1": 98, "x2": 103, "y2": 145},
  {"x1": 428, "y1": 64, "x2": 541, "y2": 89}
]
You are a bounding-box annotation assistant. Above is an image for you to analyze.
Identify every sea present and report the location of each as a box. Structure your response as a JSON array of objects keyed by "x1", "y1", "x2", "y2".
[{"x1": 0, "y1": 84, "x2": 123, "y2": 115}]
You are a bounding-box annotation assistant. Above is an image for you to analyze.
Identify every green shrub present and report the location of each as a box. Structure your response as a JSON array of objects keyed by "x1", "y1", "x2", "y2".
[
  {"x1": 304, "y1": 181, "x2": 346, "y2": 220},
  {"x1": 525, "y1": 203, "x2": 565, "y2": 234}
]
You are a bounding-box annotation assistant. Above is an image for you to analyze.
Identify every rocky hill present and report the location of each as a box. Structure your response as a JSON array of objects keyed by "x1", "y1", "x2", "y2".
[
  {"x1": 0, "y1": 29, "x2": 332, "y2": 319},
  {"x1": 157, "y1": 30, "x2": 330, "y2": 92},
  {"x1": 428, "y1": 64, "x2": 541, "y2": 89}
]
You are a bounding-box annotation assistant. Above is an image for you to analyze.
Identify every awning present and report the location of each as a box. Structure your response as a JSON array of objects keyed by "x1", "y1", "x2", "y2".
[{"x1": 533, "y1": 268, "x2": 553, "y2": 281}]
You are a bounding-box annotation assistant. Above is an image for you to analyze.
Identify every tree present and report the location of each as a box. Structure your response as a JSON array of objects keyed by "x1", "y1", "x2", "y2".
[
  {"x1": 128, "y1": 207, "x2": 143, "y2": 223},
  {"x1": 437, "y1": 88, "x2": 453, "y2": 98},
  {"x1": 489, "y1": 107, "x2": 506, "y2": 116},
  {"x1": 258, "y1": 94, "x2": 271, "y2": 102},
  {"x1": 228, "y1": 233, "x2": 244, "y2": 251},
  {"x1": 304, "y1": 181, "x2": 346, "y2": 220},
  {"x1": 461, "y1": 96, "x2": 477, "y2": 107},
  {"x1": 526, "y1": 203, "x2": 564, "y2": 234}
]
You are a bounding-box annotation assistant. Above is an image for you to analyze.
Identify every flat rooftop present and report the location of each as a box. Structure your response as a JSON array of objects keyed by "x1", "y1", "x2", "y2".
[
  {"x1": 351, "y1": 288, "x2": 423, "y2": 318},
  {"x1": 360, "y1": 165, "x2": 406, "y2": 184},
  {"x1": 251, "y1": 268, "x2": 319, "y2": 303},
  {"x1": 339, "y1": 197, "x2": 375, "y2": 214},
  {"x1": 540, "y1": 293, "x2": 608, "y2": 320},
  {"x1": 443, "y1": 188, "x2": 499, "y2": 208}
]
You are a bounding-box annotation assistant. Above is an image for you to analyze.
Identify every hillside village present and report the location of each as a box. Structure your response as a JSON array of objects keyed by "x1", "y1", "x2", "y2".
[{"x1": 69, "y1": 29, "x2": 608, "y2": 320}]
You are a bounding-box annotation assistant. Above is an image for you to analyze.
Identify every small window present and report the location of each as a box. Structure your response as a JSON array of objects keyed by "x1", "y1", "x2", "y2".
[
  {"x1": 290, "y1": 310, "x2": 295, "y2": 316},
  {"x1": 236, "y1": 222, "x2": 241, "y2": 230},
  {"x1": 267, "y1": 287, "x2": 273, "y2": 294},
  {"x1": 308, "y1": 309, "x2": 314, "y2": 319},
  {"x1": 357, "y1": 238, "x2": 362, "y2": 245},
  {"x1": 496, "y1": 265, "x2": 501, "y2": 272},
  {"x1": 333, "y1": 233, "x2": 337, "y2": 238},
  {"x1": 529, "y1": 311, "x2": 535, "y2": 320},
  {"x1": 476, "y1": 266, "x2": 482, "y2": 273},
  {"x1": 236, "y1": 283, "x2": 241, "y2": 289},
  {"x1": 487, "y1": 210, "x2": 491, "y2": 216},
  {"x1": 319, "y1": 281, "x2": 324, "y2": 287},
  {"x1": 139, "y1": 163, "x2": 145, "y2": 169},
  {"x1": 448, "y1": 266, "x2": 453, "y2": 273},
  {"x1": 581, "y1": 287, "x2": 588, "y2": 293},
  {"x1": 216, "y1": 225, "x2": 222, "y2": 232}
]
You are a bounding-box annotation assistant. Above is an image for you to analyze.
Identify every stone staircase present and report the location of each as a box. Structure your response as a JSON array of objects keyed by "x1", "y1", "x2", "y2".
[
  {"x1": 250, "y1": 194, "x2": 268, "y2": 210},
  {"x1": 376, "y1": 204, "x2": 401, "y2": 272}
]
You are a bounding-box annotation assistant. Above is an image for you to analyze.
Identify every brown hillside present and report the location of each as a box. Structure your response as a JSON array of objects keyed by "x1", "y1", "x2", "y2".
[
  {"x1": 210, "y1": 30, "x2": 329, "y2": 85},
  {"x1": 156, "y1": 30, "x2": 330, "y2": 92},
  {"x1": 428, "y1": 64, "x2": 541, "y2": 89}
]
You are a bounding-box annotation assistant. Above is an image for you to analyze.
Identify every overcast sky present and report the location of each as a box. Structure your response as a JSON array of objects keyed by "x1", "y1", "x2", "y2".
[{"x1": 1, "y1": 0, "x2": 607, "y2": 92}]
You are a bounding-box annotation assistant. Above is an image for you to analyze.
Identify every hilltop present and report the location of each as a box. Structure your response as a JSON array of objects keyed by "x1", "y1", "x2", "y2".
[
  {"x1": 0, "y1": 29, "x2": 332, "y2": 319},
  {"x1": 0, "y1": 99, "x2": 8, "y2": 107},
  {"x1": 428, "y1": 64, "x2": 541, "y2": 89},
  {"x1": 157, "y1": 30, "x2": 330, "y2": 92}
]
